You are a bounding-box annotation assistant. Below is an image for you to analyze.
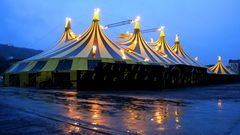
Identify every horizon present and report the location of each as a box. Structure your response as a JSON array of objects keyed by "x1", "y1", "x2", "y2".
[{"x1": 1, "y1": 0, "x2": 240, "y2": 65}]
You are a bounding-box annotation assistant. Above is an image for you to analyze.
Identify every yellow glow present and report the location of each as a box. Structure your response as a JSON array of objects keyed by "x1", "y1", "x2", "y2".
[
  {"x1": 128, "y1": 50, "x2": 133, "y2": 53},
  {"x1": 134, "y1": 16, "x2": 140, "y2": 30},
  {"x1": 121, "y1": 49, "x2": 126, "y2": 59},
  {"x1": 159, "y1": 26, "x2": 165, "y2": 37},
  {"x1": 175, "y1": 34, "x2": 179, "y2": 42},
  {"x1": 175, "y1": 117, "x2": 180, "y2": 123},
  {"x1": 93, "y1": 8, "x2": 100, "y2": 21},
  {"x1": 163, "y1": 54, "x2": 168, "y2": 58},
  {"x1": 100, "y1": 25, "x2": 108, "y2": 30},
  {"x1": 134, "y1": 40, "x2": 137, "y2": 44},
  {"x1": 218, "y1": 56, "x2": 222, "y2": 62},
  {"x1": 65, "y1": 17, "x2": 71, "y2": 28},
  {"x1": 92, "y1": 45, "x2": 97, "y2": 58},
  {"x1": 144, "y1": 58, "x2": 149, "y2": 62}
]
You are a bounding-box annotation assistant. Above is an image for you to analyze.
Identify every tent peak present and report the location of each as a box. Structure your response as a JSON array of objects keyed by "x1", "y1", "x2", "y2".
[
  {"x1": 93, "y1": 8, "x2": 100, "y2": 21},
  {"x1": 218, "y1": 56, "x2": 222, "y2": 62},
  {"x1": 175, "y1": 34, "x2": 179, "y2": 42},
  {"x1": 65, "y1": 17, "x2": 71, "y2": 30},
  {"x1": 159, "y1": 26, "x2": 165, "y2": 37},
  {"x1": 134, "y1": 16, "x2": 140, "y2": 30}
]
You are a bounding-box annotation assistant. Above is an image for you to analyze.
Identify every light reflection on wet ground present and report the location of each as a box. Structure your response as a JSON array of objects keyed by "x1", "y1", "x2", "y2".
[{"x1": 1, "y1": 84, "x2": 240, "y2": 135}]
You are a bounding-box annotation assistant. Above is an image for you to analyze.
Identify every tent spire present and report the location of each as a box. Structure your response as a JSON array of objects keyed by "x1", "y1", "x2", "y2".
[
  {"x1": 175, "y1": 34, "x2": 179, "y2": 43},
  {"x1": 65, "y1": 17, "x2": 71, "y2": 30},
  {"x1": 134, "y1": 16, "x2": 140, "y2": 30},
  {"x1": 93, "y1": 8, "x2": 100, "y2": 21},
  {"x1": 218, "y1": 56, "x2": 222, "y2": 62},
  {"x1": 160, "y1": 26, "x2": 165, "y2": 37}
]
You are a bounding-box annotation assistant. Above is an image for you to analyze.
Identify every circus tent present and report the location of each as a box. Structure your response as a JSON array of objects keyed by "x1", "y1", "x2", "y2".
[
  {"x1": 171, "y1": 35, "x2": 201, "y2": 66},
  {"x1": 149, "y1": 27, "x2": 191, "y2": 65},
  {"x1": 119, "y1": 19, "x2": 175, "y2": 64},
  {"x1": 208, "y1": 56, "x2": 235, "y2": 74},
  {"x1": 6, "y1": 9, "x2": 145, "y2": 74}
]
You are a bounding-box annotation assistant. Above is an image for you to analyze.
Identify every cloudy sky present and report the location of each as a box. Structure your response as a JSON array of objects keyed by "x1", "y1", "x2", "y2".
[{"x1": 1, "y1": 0, "x2": 240, "y2": 64}]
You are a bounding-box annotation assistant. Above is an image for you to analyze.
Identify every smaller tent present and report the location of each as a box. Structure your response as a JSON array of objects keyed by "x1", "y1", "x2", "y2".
[
  {"x1": 209, "y1": 56, "x2": 235, "y2": 74},
  {"x1": 149, "y1": 27, "x2": 191, "y2": 65},
  {"x1": 120, "y1": 19, "x2": 175, "y2": 64},
  {"x1": 172, "y1": 35, "x2": 201, "y2": 67}
]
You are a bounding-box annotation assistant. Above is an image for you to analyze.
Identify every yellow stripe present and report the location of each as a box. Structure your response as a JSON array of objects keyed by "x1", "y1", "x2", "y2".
[
  {"x1": 101, "y1": 58, "x2": 115, "y2": 63},
  {"x1": 71, "y1": 58, "x2": 88, "y2": 70},
  {"x1": 41, "y1": 59, "x2": 59, "y2": 71},
  {"x1": 96, "y1": 25, "x2": 112, "y2": 58},
  {"x1": 77, "y1": 24, "x2": 96, "y2": 57},
  {"x1": 22, "y1": 61, "x2": 37, "y2": 72}
]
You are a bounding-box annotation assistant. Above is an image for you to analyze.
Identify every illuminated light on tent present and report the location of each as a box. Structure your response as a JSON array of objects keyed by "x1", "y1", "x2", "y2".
[
  {"x1": 135, "y1": 16, "x2": 140, "y2": 22},
  {"x1": 134, "y1": 16, "x2": 140, "y2": 30},
  {"x1": 171, "y1": 34, "x2": 201, "y2": 66},
  {"x1": 131, "y1": 16, "x2": 141, "y2": 24},
  {"x1": 93, "y1": 8, "x2": 100, "y2": 21},
  {"x1": 120, "y1": 49, "x2": 126, "y2": 59},
  {"x1": 194, "y1": 57, "x2": 198, "y2": 62},
  {"x1": 100, "y1": 25, "x2": 108, "y2": 30},
  {"x1": 163, "y1": 54, "x2": 168, "y2": 58},
  {"x1": 150, "y1": 38, "x2": 154, "y2": 43},
  {"x1": 218, "y1": 56, "x2": 221, "y2": 62},
  {"x1": 144, "y1": 58, "x2": 150, "y2": 62},
  {"x1": 159, "y1": 26, "x2": 165, "y2": 37},
  {"x1": 175, "y1": 34, "x2": 179, "y2": 42},
  {"x1": 92, "y1": 45, "x2": 97, "y2": 58},
  {"x1": 65, "y1": 17, "x2": 72, "y2": 28},
  {"x1": 209, "y1": 56, "x2": 235, "y2": 74}
]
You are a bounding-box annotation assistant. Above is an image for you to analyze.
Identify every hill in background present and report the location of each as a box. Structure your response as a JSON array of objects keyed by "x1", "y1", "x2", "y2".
[
  {"x1": 0, "y1": 44, "x2": 43, "y2": 74},
  {"x1": 0, "y1": 44, "x2": 42, "y2": 60}
]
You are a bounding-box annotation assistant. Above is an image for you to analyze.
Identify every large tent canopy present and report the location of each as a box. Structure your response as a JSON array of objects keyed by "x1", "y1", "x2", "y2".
[
  {"x1": 119, "y1": 18, "x2": 175, "y2": 64},
  {"x1": 209, "y1": 56, "x2": 235, "y2": 74},
  {"x1": 7, "y1": 9, "x2": 147, "y2": 74},
  {"x1": 172, "y1": 35, "x2": 201, "y2": 67}
]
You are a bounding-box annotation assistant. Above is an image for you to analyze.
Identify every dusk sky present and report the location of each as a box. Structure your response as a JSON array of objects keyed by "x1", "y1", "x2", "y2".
[{"x1": 1, "y1": 0, "x2": 240, "y2": 64}]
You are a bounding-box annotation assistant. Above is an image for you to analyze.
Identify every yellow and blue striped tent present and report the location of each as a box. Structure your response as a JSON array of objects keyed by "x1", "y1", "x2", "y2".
[
  {"x1": 209, "y1": 56, "x2": 235, "y2": 74},
  {"x1": 150, "y1": 28, "x2": 191, "y2": 65},
  {"x1": 57, "y1": 17, "x2": 77, "y2": 45},
  {"x1": 172, "y1": 35, "x2": 201, "y2": 67},
  {"x1": 24, "y1": 17, "x2": 77, "y2": 61},
  {"x1": 119, "y1": 21, "x2": 175, "y2": 64},
  {"x1": 6, "y1": 9, "x2": 146, "y2": 74}
]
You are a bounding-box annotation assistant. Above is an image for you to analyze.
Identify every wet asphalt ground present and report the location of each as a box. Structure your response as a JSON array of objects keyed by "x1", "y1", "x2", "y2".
[{"x1": 1, "y1": 84, "x2": 240, "y2": 135}]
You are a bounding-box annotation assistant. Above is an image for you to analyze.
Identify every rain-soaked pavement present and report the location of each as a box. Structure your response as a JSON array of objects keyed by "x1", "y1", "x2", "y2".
[{"x1": 1, "y1": 84, "x2": 240, "y2": 135}]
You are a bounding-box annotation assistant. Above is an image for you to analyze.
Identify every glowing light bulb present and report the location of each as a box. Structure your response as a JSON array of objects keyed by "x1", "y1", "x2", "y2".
[
  {"x1": 92, "y1": 45, "x2": 97, "y2": 58},
  {"x1": 144, "y1": 58, "x2": 149, "y2": 62},
  {"x1": 120, "y1": 49, "x2": 126, "y2": 59},
  {"x1": 218, "y1": 56, "x2": 221, "y2": 62},
  {"x1": 93, "y1": 8, "x2": 100, "y2": 21},
  {"x1": 194, "y1": 57, "x2": 198, "y2": 62},
  {"x1": 135, "y1": 16, "x2": 140, "y2": 22},
  {"x1": 65, "y1": 17, "x2": 71, "y2": 28}
]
